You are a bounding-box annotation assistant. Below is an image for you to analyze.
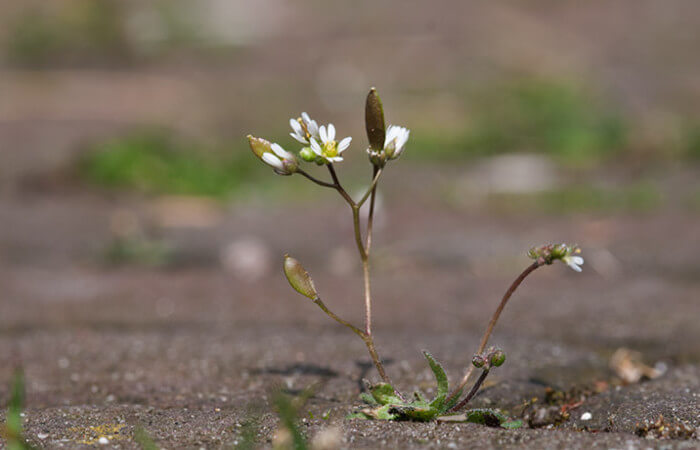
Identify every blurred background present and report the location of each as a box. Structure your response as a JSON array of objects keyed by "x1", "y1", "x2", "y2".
[{"x1": 0, "y1": 0, "x2": 699, "y2": 445}]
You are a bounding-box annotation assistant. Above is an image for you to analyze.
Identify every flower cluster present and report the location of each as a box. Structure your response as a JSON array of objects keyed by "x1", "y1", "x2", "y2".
[
  {"x1": 248, "y1": 88, "x2": 410, "y2": 174},
  {"x1": 528, "y1": 243, "x2": 584, "y2": 272}
]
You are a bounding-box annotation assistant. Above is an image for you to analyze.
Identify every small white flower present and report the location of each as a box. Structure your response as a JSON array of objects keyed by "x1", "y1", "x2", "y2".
[
  {"x1": 562, "y1": 255, "x2": 584, "y2": 272},
  {"x1": 301, "y1": 112, "x2": 319, "y2": 137},
  {"x1": 384, "y1": 125, "x2": 410, "y2": 159},
  {"x1": 309, "y1": 123, "x2": 351, "y2": 164},
  {"x1": 367, "y1": 124, "x2": 410, "y2": 166},
  {"x1": 289, "y1": 112, "x2": 320, "y2": 144}
]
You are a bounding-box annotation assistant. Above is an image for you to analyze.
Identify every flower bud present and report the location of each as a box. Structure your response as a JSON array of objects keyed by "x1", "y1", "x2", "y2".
[
  {"x1": 472, "y1": 354, "x2": 487, "y2": 369},
  {"x1": 299, "y1": 147, "x2": 316, "y2": 162},
  {"x1": 248, "y1": 135, "x2": 271, "y2": 159},
  {"x1": 248, "y1": 135, "x2": 298, "y2": 175},
  {"x1": 283, "y1": 254, "x2": 319, "y2": 301},
  {"x1": 490, "y1": 349, "x2": 506, "y2": 367},
  {"x1": 365, "y1": 87, "x2": 386, "y2": 153}
]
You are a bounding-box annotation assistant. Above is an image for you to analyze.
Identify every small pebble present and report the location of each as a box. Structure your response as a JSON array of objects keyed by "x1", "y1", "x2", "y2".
[
  {"x1": 581, "y1": 412, "x2": 593, "y2": 421},
  {"x1": 98, "y1": 437, "x2": 109, "y2": 445},
  {"x1": 37, "y1": 433, "x2": 49, "y2": 440}
]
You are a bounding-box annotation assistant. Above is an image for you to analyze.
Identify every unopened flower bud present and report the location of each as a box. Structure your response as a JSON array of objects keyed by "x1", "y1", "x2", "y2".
[
  {"x1": 248, "y1": 135, "x2": 298, "y2": 175},
  {"x1": 283, "y1": 254, "x2": 319, "y2": 301},
  {"x1": 248, "y1": 134, "x2": 271, "y2": 159},
  {"x1": 299, "y1": 147, "x2": 316, "y2": 162},
  {"x1": 472, "y1": 354, "x2": 487, "y2": 369},
  {"x1": 490, "y1": 349, "x2": 506, "y2": 367}
]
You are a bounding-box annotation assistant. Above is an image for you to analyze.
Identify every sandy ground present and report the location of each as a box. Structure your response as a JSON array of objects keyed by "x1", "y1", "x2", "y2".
[{"x1": 0, "y1": 179, "x2": 698, "y2": 448}]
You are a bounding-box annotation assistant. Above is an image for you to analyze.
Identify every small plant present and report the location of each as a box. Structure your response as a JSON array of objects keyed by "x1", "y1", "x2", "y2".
[
  {"x1": 2, "y1": 369, "x2": 36, "y2": 450},
  {"x1": 247, "y1": 88, "x2": 584, "y2": 424}
]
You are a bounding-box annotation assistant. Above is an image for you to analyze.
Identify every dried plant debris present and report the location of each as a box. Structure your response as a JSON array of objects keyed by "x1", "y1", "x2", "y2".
[
  {"x1": 609, "y1": 348, "x2": 664, "y2": 384},
  {"x1": 635, "y1": 415, "x2": 698, "y2": 440},
  {"x1": 522, "y1": 382, "x2": 609, "y2": 429}
]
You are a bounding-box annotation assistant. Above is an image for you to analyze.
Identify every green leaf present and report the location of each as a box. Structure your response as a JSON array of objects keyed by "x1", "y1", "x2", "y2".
[
  {"x1": 393, "y1": 405, "x2": 439, "y2": 421},
  {"x1": 359, "y1": 404, "x2": 399, "y2": 420},
  {"x1": 501, "y1": 419, "x2": 524, "y2": 429},
  {"x1": 359, "y1": 392, "x2": 378, "y2": 405},
  {"x1": 464, "y1": 408, "x2": 509, "y2": 428},
  {"x1": 345, "y1": 412, "x2": 370, "y2": 420},
  {"x1": 423, "y1": 351, "x2": 448, "y2": 410},
  {"x1": 413, "y1": 391, "x2": 427, "y2": 403},
  {"x1": 369, "y1": 383, "x2": 402, "y2": 406}
]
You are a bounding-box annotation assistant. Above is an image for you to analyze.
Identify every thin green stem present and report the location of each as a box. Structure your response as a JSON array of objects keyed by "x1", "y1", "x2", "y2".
[
  {"x1": 314, "y1": 298, "x2": 365, "y2": 338},
  {"x1": 327, "y1": 164, "x2": 355, "y2": 207},
  {"x1": 365, "y1": 165, "x2": 379, "y2": 253},
  {"x1": 297, "y1": 169, "x2": 336, "y2": 189},
  {"x1": 446, "y1": 260, "x2": 543, "y2": 408},
  {"x1": 357, "y1": 167, "x2": 383, "y2": 207},
  {"x1": 352, "y1": 206, "x2": 368, "y2": 261},
  {"x1": 452, "y1": 369, "x2": 490, "y2": 412},
  {"x1": 362, "y1": 258, "x2": 372, "y2": 335}
]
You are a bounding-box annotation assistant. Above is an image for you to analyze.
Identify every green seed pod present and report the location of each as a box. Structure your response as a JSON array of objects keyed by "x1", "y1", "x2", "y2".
[
  {"x1": 490, "y1": 349, "x2": 506, "y2": 367},
  {"x1": 365, "y1": 87, "x2": 386, "y2": 152},
  {"x1": 283, "y1": 254, "x2": 319, "y2": 301}
]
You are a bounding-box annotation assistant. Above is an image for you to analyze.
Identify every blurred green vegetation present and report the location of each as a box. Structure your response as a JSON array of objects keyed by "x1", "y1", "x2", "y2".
[
  {"x1": 4, "y1": 0, "x2": 202, "y2": 66},
  {"x1": 6, "y1": 1, "x2": 130, "y2": 66},
  {"x1": 484, "y1": 182, "x2": 662, "y2": 214},
  {"x1": 682, "y1": 124, "x2": 700, "y2": 160},
  {"x1": 409, "y1": 80, "x2": 627, "y2": 166},
  {"x1": 103, "y1": 236, "x2": 173, "y2": 268},
  {"x1": 78, "y1": 131, "x2": 261, "y2": 199}
]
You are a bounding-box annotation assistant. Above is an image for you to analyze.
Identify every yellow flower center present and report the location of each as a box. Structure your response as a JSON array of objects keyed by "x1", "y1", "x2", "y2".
[{"x1": 322, "y1": 141, "x2": 338, "y2": 158}]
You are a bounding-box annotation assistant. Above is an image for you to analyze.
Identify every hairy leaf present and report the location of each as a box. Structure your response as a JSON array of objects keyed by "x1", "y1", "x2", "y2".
[
  {"x1": 423, "y1": 351, "x2": 448, "y2": 410},
  {"x1": 369, "y1": 383, "x2": 402, "y2": 405}
]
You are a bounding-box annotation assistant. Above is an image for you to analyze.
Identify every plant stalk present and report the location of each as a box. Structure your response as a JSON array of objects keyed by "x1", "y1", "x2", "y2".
[
  {"x1": 323, "y1": 163, "x2": 403, "y2": 400},
  {"x1": 447, "y1": 260, "x2": 542, "y2": 409},
  {"x1": 451, "y1": 369, "x2": 490, "y2": 411}
]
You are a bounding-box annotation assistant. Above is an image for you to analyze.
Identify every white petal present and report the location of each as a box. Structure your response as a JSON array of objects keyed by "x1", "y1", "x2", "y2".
[
  {"x1": 262, "y1": 153, "x2": 284, "y2": 170},
  {"x1": 301, "y1": 112, "x2": 311, "y2": 124},
  {"x1": 310, "y1": 138, "x2": 322, "y2": 155},
  {"x1": 571, "y1": 256, "x2": 584, "y2": 266},
  {"x1": 384, "y1": 125, "x2": 398, "y2": 148},
  {"x1": 327, "y1": 124, "x2": 336, "y2": 141},
  {"x1": 271, "y1": 143, "x2": 292, "y2": 159},
  {"x1": 319, "y1": 125, "x2": 327, "y2": 143},
  {"x1": 290, "y1": 132, "x2": 308, "y2": 144},
  {"x1": 338, "y1": 136, "x2": 352, "y2": 152},
  {"x1": 290, "y1": 118, "x2": 302, "y2": 134},
  {"x1": 327, "y1": 156, "x2": 343, "y2": 162},
  {"x1": 307, "y1": 120, "x2": 319, "y2": 137}
]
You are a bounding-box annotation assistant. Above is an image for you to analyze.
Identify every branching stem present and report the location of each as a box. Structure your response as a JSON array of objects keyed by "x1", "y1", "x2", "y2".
[
  {"x1": 297, "y1": 169, "x2": 336, "y2": 189},
  {"x1": 320, "y1": 163, "x2": 403, "y2": 400},
  {"x1": 447, "y1": 260, "x2": 543, "y2": 410}
]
